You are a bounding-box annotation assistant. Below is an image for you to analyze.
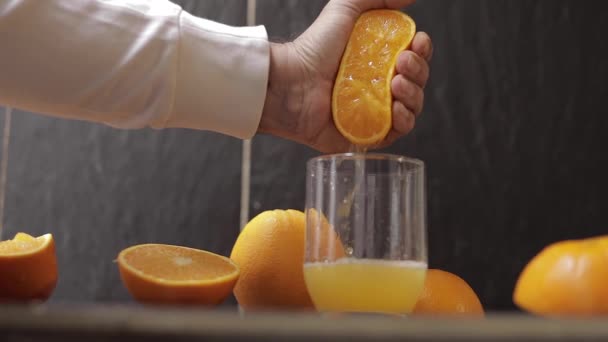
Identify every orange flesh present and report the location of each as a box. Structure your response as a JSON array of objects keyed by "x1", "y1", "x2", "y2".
[
  {"x1": 121, "y1": 245, "x2": 237, "y2": 282},
  {"x1": 333, "y1": 10, "x2": 416, "y2": 146},
  {"x1": 0, "y1": 234, "x2": 45, "y2": 255}
]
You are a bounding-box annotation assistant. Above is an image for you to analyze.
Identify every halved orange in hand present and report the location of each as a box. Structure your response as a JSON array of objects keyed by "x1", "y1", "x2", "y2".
[
  {"x1": 332, "y1": 10, "x2": 416, "y2": 146},
  {"x1": 413, "y1": 269, "x2": 485, "y2": 317},
  {"x1": 118, "y1": 244, "x2": 239, "y2": 306},
  {"x1": 513, "y1": 236, "x2": 608, "y2": 316},
  {"x1": 0, "y1": 232, "x2": 58, "y2": 302}
]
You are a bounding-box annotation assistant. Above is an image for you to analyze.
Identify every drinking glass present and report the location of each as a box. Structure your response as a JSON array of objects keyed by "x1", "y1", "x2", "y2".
[{"x1": 303, "y1": 153, "x2": 427, "y2": 315}]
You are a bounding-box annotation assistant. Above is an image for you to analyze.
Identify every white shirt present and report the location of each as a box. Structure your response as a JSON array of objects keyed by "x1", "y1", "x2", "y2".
[{"x1": 0, "y1": 0, "x2": 270, "y2": 139}]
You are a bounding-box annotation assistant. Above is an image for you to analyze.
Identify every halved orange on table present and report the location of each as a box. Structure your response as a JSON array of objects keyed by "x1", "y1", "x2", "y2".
[
  {"x1": 117, "y1": 244, "x2": 239, "y2": 306},
  {"x1": 0, "y1": 232, "x2": 58, "y2": 302},
  {"x1": 333, "y1": 10, "x2": 416, "y2": 146}
]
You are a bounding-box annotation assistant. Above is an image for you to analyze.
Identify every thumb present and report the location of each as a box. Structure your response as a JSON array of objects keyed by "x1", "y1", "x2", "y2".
[{"x1": 331, "y1": 0, "x2": 417, "y2": 14}]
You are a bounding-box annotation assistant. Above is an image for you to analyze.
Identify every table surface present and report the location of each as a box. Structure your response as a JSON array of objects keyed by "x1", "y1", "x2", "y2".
[{"x1": 2, "y1": 304, "x2": 607, "y2": 342}]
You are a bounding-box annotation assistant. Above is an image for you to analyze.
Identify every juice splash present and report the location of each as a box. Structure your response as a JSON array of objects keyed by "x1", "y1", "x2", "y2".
[{"x1": 304, "y1": 258, "x2": 427, "y2": 314}]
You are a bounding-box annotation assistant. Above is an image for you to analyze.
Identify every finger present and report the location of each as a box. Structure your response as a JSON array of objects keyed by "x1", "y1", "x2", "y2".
[
  {"x1": 335, "y1": 0, "x2": 417, "y2": 13},
  {"x1": 392, "y1": 101, "x2": 416, "y2": 135},
  {"x1": 395, "y1": 50, "x2": 430, "y2": 89},
  {"x1": 368, "y1": 101, "x2": 414, "y2": 150},
  {"x1": 411, "y1": 32, "x2": 433, "y2": 62},
  {"x1": 391, "y1": 75, "x2": 424, "y2": 116},
  {"x1": 377, "y1": 130, "x2": 404, "y2": 149}
]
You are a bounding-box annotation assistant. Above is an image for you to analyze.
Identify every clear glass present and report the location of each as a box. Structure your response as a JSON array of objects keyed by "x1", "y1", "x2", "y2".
[{"x1": 304, "y1": 153, "x2": 427, "y2": 315}]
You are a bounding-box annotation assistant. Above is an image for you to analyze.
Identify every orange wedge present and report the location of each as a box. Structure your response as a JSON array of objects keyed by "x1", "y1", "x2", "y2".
[
  {"x1": 0, "y1": 232, "x2": 58, "y2": 302},
  {"x1": 332, "y1": 10, "x2": 416, "y2": 146},
  {"x1": 117, "y1": 244, "x2": 239, "y2": 306}
]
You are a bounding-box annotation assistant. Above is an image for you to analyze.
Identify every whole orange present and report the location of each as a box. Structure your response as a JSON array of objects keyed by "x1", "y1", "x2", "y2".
[
  {"x1": 230, "y1": 209, "x2": 344, "y2": 311},
  {"x1": 513, "y1": 236, "x2": 608, "y2": 316},
  {"x1": 412, "y1": 269, "x2": 485, "y2": 317}
]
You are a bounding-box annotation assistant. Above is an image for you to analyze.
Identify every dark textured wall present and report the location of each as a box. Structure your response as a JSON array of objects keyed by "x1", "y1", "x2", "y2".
[
  {"x1": 1, "y1": 0, "x2": 607, "y2": 312},
  {"x1": 253, "y1": 0, "x2": 608, "y2": 311}
]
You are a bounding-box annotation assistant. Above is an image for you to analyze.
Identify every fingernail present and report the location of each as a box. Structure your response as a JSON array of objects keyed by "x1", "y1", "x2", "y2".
[{"x1": 408, "y1": 54, "x2": 421, "y2": 75}]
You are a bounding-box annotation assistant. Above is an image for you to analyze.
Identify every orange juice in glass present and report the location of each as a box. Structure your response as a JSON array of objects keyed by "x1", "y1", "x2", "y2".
[{"x1": 304, "y1": 153, "x2": 427, "y2": 315}]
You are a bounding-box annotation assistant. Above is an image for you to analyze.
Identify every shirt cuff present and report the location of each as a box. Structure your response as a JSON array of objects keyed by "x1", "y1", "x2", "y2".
[{"x1": 160, "y1": 11, "x2": 270, "y2": 139}]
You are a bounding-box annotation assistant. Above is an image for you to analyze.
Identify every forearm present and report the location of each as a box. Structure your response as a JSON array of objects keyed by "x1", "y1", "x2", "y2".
[
  {"x1": 0, "y1": 0, "x2": 269, "y2": 139},
  {"x1": 0, "y1": 0, "x2": 181, "y2": 128},
  {"x1": 259, "y1": 42, "x2": 307, "y2": 141}
]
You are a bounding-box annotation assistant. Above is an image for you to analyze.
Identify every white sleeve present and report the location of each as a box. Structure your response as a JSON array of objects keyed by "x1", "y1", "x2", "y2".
[{"x1": 0, "y1": 0, "x2": 270, "y2": 139}]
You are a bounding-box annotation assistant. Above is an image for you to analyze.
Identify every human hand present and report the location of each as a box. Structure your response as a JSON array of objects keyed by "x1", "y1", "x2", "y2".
[{"x1": 259, "y1": 0, "x2": 433, "y2": 153}]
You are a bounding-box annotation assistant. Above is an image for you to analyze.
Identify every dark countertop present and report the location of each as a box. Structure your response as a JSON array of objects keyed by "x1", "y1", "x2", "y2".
[{"x1": 1, "y1": 304, "x2": 607, "y2": 342}]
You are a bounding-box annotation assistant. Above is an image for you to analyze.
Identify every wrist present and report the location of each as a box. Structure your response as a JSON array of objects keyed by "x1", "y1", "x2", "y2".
[{"x1": 259, "y1": 42, "x2": 305, "y2": 139}]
